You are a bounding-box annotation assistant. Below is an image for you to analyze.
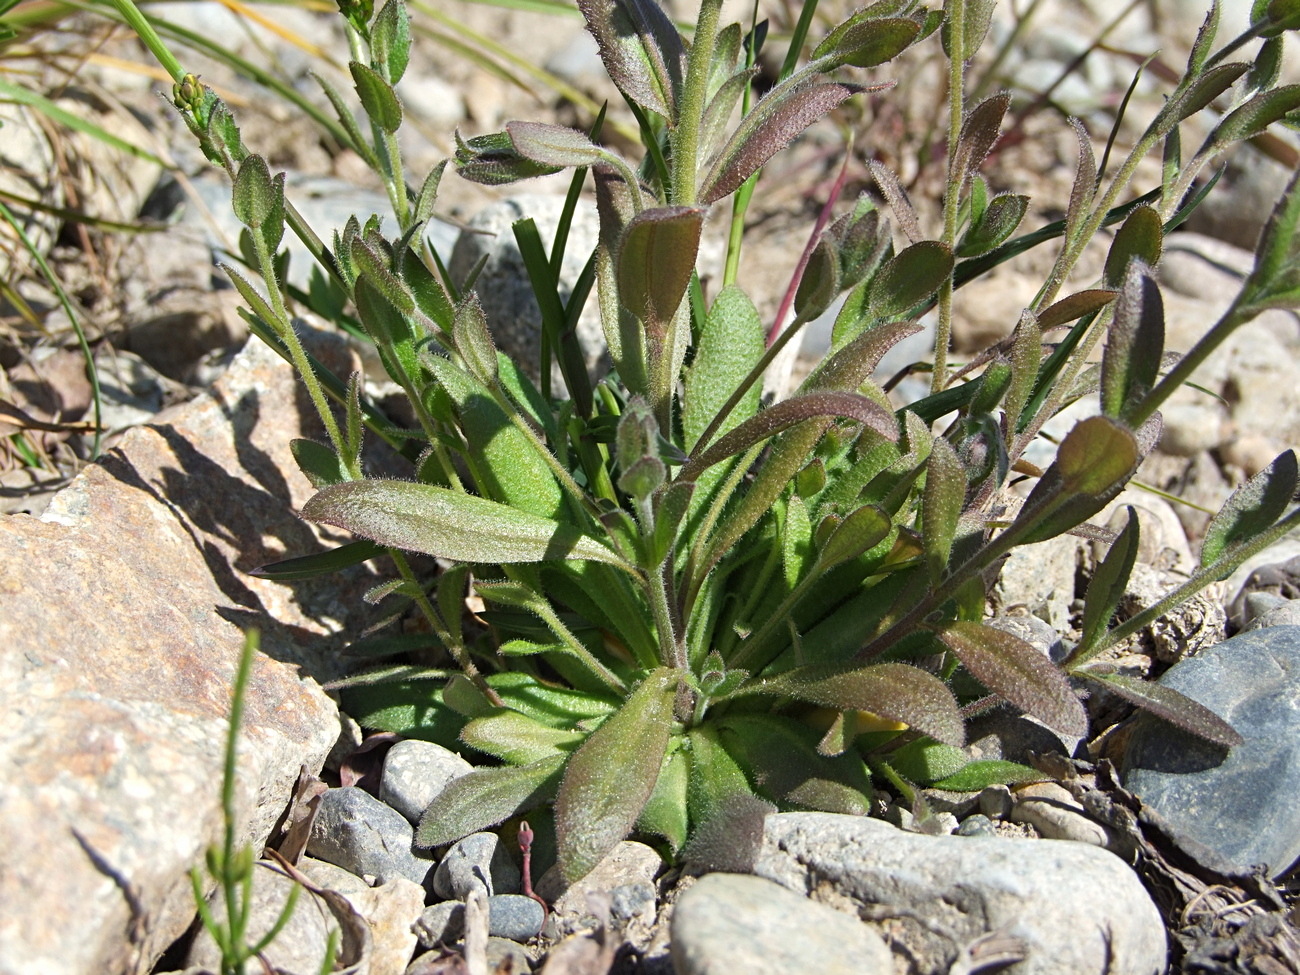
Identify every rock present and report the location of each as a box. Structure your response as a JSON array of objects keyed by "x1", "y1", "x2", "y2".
[
  {"x1": 297, "y1": 856, "x2": 372, "y2": 896},
  {"x1": 991, "y1": 531, "x2": 1080, "y2": 632},
  {"x1": 485, "y1": 936, "x2": 535, "y2": 973},
  {"x1": 1093, "y1": 488, "x2": 1195, "y2": 573},
  {"x1": 1228, "y1": 554, "x2": 1300, "y2": 629},
  {"x1": 671, "y1": 873, "x2": 893, "y2": 975},
  {"x1": 1155, "y1": 401, "x2": 1229, "y2": 457},
  {"x1": 187, "y1": 862, "x2": 343, "y2": 973},
  {"x1": 1119, "y1": 563, "x2": 1226, "y2": 664},
  {"x1": 985, "y1": 613, "x2": 1066, "y2": 663},
  {"x1": 1120, "y1": 625, "x2": 1300, "y2": 877},
  {"x1": 1242, "y1": 598, "x2": 1300, "y2": 631},
  {"x1": 331, "y1": 876, "x2": 426, "y2": 975},
  {"x1": 536, "y1": 840, "x2": 664, "y2": 947},
  {"x1": 307, "y1": 787, "x2": 434, "y2": 888},
  {"x1": 487, "y1": 894, "x2": 546, "y2": 941},
  {"x1": 965, "y1": 709, "x2": 1075, "y2": 766},
  {"x1": 955, "y1": 814, "x2": 998, "y2": 837},
  {"x1": 380, "y1": 739, "x2": 475, "y2": 825},
  {"x1": 1008, "y1": 783, "x2": 1122, "y2": 851},
  {"x1": 0, "y1": 334, "x2": 377, "y2": 975},
  {"x1": 978, "y1": 784, "x2": 1014, "y2": 820},
  {"x1": 754, "y1": 812, "x2": 1166, "y2": 975},
  {"x1": 415, "y1": 900, "x2": 465, "y2": 945},
  {"x1": 432, "y1": 832, "x2": 521, "y2": 900},
  {"x1": 91, "y1": 347, "x2": 179, "y2": 433},
  {"x1": 448, "y1": 194, "x2": 606, "y2": 389},
  {"x1": 1185, "y1": 145, "x2": 1297, "y2": 250}
]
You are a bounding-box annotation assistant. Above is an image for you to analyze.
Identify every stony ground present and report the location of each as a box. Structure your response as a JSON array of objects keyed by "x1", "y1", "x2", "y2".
[{"x1": 2, "y1": 0, "x2": 1300, "y2": 972}]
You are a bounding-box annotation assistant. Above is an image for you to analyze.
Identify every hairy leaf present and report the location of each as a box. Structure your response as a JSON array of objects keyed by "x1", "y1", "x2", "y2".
[
  {"x1": 577, "y1": 0, "x2": 685, "y2": 117},
  {"x1": 1075, "y1": 670, "x2": 1242, "y2": 747},
  {"x1": 922, "y1": 438, "x2": 965, "y2": 584},
  {"x1": 936, "y1": 622, "x2": 1087, "y2": 737},
  {"x1": 453, "y1": 294, "x2": 498, "y2": 385},
  {"x1": 455, "y1": 130, "x2": 562, "y2": 185},
  {"x1": 1072, "y1": 506, "x2": 1140, "y2": 665},
  {"x1": 371, "y1": 0, "x2": 411, "y2": 83},
  {"x1": 555, "y1": 668, "x2": 677, "y2": 881},
  {"x1": 814, "y1": 15, "x2": 920, "y2": 68},
  {"x1": 684, "y1": 286, "x2": 765, "y2": 451},
  {"x1": 718, "y1": 714, "x2": 872, "y2": 813},
  {"x1": 867, "y1": 241, "x2": 954, "y2": 320},
  {"x1": 941, "y1": 0, "x2": 997, "y2": 61},
  {"x1": 680, "y1": 391, "x2": 898, "y2": 481},
  {"x1": 1065, "y1": 118, "x2": 1098, "y2": 243},
  {"x1": 952, "y1": 93, "x2": 1010, "y2": 184},
  {"x1": 461, "y1": 710, "x2": 585, "y2": 765},
  {"x1": 506, "y1": 121, "x2": 605, "y2": 168},
  {"x1": 1101, "y1": 259, "x2": 1164, "y2": 420},
  {"x1": 617, "y1": 206, "x2": 704, "y2": 333},
  {"x1": 350, "y1": 61, "x2": 402, "y2": 133},
  {"x1": 1057, "y1": 415, "x2": 1140, "y2": 497},
  {"x1": 1211, "y1": 84, "x2": 1300, "y2": 144},
  {"x1": 1202, "y1": 449, "x2": 1298, "y2": 569},
  {"x1": 416, "y1": 754, "x2": 566, "y2": 847},
  {"x1": 252, "y1": 539, "x2": 384, "y2": 580},
  {"x1": 929, "y1": 759, "x2": 1044, "y2": 791},
  {"x1": 302, "y1": 480, "x2": 626, "y2": 567},
  {"x1": 1160, "y1": 62, "x2": 1248, "y2": 131},
  {"x1": 1103, "y1": 206, "x2": 1163, "y2": 287},
  {"x1": 700, "y1": 78, "x2": 872, "y2": 205},
  {"x1": 1037, "y1": 289, "x2": 1118, "y2": 331},
  {"x1": 751, "y1": 662, "x2": 965, "y2": 746},
  {"x1": 1240, "y1": 168, "x2": 1300, "y2": 314},
  {"x1": 956, "y1": 192, "x2": 1028, "y2": 257},
  {"x1": 795, "y1": 236, "x2": 841, "y2": 323},
  {"x1": 819, "y1": 504, "x2": 892, "y2": 571},
  {"x1": 637, "y1": 746, "x2": 689, "y2": 850}
]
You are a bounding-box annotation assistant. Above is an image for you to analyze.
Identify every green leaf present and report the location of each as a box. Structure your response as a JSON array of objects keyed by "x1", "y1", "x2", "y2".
[
  {"x1": 637, "y1": 746, "x2": 689, "y2": 850},
  {"x1": 371, "y1": 0, "x2": 411, "y2": 83},
  {"x1": 1212, "y1": 84, "x2": 1300, "y2": 144},
  {"x1": 555, "y1": 668, "x2": 677, "y2": 881},
  {"x1": 231, "y1": 154, "x2": 279, "y2": 232},
  {"x1": 1158, "y1": 62, "x2": 1248, "y2": 131},
  {"x1": 1101, "y1": 259, "x2": 1164, "y2": 420},
  {"x1": 783, "y1": 495, "x2": 814, "y2": 588},
  {"x1": 506, "y1": 120, "x2": 605, "y2": 168},
  {"x1": 617, "y1": 206, "x2": 705, "y2": 332},
  {"x1": 921, "y1": 438, "x2": 965, "y2": 585},
  {"x1": 935, "y1": 622, "x2": 1087, "y2": 737},
  {"x1": 1036, "y1": 289, "x2": 1117, "y2": 331},
  {"x1": 1072, "y1": 506, "x2": 1140, "y2": 664},
  {"x1": 649, "y1": 480, "x2": 694, "y2": 567},
  {"x1": 1064, "y1": 119, "x2": 1097, "y2": 244},
  {"x1": 818, "y1": 504, "x2": 892, "y2": 571},
  {"x1": 251, "y1": 539, "x2": 384, "y2": 580},
  {"x1": 1057, "y1": 415, "x2": 1140, "y2": 497},
  {"x1": 350, "y1": 60, "x2": 403, "y2": 133},
  {"x1": 1003, "y1": 312, "x2": 1042, "y2": 434},
  {"x1": 413, "y1": 161, "x2": 447, "y2": 227},
  {"x1": 942, "y1": 0, "x2": 997, "y2": 61},
  {"x1": 717, "y1": 714, "x2": 872, "y2": 813},
  {"x1": 685, "y1": 724, "x2": 755, "y2": 824},
  {"x1": 461, "y1": 710, "x2": 586, "y2": 764},
  {"x1": 302, "y1": 480, "x2": 628, "y2": 568},
  {"x1": 700, "y1": 77, "x2": 872, "y2": 205},
  {"x1": 1186, "y1": 1, "x2": 1220, "y2": 75},
  {"x1": 290, "y1": 438, "x2": 349, "y2": 488},
  {"x1": 813, "y1": 15, "x2": 920, "y2": 68},
  {"x1": 751, "y1": 662, "x2": 965, "y2": 746},
  {"x1": 883, "y1": 739, "x2": 967, "y2": 785},
  {"x1": 1074, "y1": 670, "x2": 1242, "y2": 747},
  {"x1": 1240, "y1": 168, "x2": 1300, "y2": 314},
  {"x1": 684, "y1": 286, "x2": 765, "y2": 452},
  {"x1": 680, "y1": 391, "x2": 899, "y2": 481},
  {"x1": 416, "y1": 754, "x2": 566, "y2": 847},
  {"x1": 1103, "y1": 205, "x2": 1163, "y2": 288},
  {"x1": 1201, "y1": 449, "x2": 1298, "y2": 569},
  {"x1": 453, "y1": 294, "x2": 499, "y2": 385},
  {"x1": 455, "y1": 130, "x2": 563, "y2": 185},
  {"x1": 867, "y1": 240, "x2": 954, "y2": 320},
  {"x1": 794, "y1": 236, "x2": 841, "y2": 323},
  {"x1": 956, "y1": 193, "x2": 1028, "y2": 258},
  {"x1": 928, "y1": 760, "x2": 1043, "y2": 791}
]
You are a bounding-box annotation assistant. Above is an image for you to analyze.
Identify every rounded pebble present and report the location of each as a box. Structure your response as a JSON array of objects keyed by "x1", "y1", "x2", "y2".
[
  {"x1": 307, "y1": 786, "x2": 434, "y2": 887},
  {"x1": 432, "y1": 831, "x2": 521, "y2": 899},
  {"x1": 380, "y1": 739, "x2": 474, "y2": 825},
  {"x1": 956, "y1": 814, "x2": 997, "y2": 837},
  {"x1": 487, "y1": 893, "x2": 546, "y2": 941}
]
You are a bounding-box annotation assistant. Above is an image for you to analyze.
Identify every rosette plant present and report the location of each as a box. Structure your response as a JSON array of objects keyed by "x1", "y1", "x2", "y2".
[{"x1": 118, "y1": 0, "x2": 1300, "y2": 882}]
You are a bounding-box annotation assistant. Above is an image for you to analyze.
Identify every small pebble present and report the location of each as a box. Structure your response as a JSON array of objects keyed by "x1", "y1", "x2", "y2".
[
  {"x1": 956, "y1": 814, "x2": 997, "y2": 837},
  {"x1": 307, "y1": 786, "x2": 434, "y2": 887},
  {"x1": 414, "y1": 901, "x2": 464, "y2": 946},
  {"x1": 487, "y1": 893, "x2": 546, "y2": 941},
  {"x1": 380, "y1": 739, "x2": 474, "y2": 824},
  {"x1": 432, "y1": 831, "x2": 522, "y2": 899},
  {"x1": 978, "y1": 784, "x2": 1014, "y2": 820}
]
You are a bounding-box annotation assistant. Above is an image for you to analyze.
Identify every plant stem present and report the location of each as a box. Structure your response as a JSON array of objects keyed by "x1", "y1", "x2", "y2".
[
  {"x1": 933, "y1": 0, "x2": 967, "y2": 395},
  {"x1": 670, "y1": 0, "x2": 724, "y2": 205}
]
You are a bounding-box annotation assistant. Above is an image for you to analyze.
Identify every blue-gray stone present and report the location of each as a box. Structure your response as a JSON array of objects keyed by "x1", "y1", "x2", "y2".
[
  {"x1": 487, "y1": 894, "x2": 545, "y2": 941},
  {"x1": 955, "y1": 814, "x2": 997, "y2": 837},
  {"x1": 1120, "y1": 625, "x2": 1300, "y2": 877},
  {"x1": 432, "y1": 831, "x2": 522, "y2": 899},
  {"x1": 307, "y1": 786, "x2": 434, "y2": 887},
  {"x1": 379, "y1": 739, "x2": 474, "y2": 825}
]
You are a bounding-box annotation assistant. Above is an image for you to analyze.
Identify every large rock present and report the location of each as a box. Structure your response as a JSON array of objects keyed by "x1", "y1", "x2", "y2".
[
  {"x1": 1120, "y1": 625, "x2": 1300, "y2": 878},
  {"x1": 754, "y1": 813, "x2": 1166, "y2": 975},
  {"x1": 0, "y1": 334, "x2": 385, "y2": 975}
]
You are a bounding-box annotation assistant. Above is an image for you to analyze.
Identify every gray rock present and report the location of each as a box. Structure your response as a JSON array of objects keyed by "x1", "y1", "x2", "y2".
[
  {"x1": 308, "y1": 787, "x2": 434, "y2": 887},
  {"x1": 956, "y1": 814, "x2": 998, "y2": 837},
  {"x1": 986, "y1": 613, "x2": 1066, "y2": 663},
  {"x1": 1009, "y1": 783, "x2": 1122, "y2": 851},
  {"x1": 978, "y1": 784, "x2": 1014, "y2": 820},
  {"x1": 1120, "y1": 625, "x2": 1300, "y2": 877},
  {"x1": 380, "y1": 739, "x2": 475, "y2": 824},
  {"x1": 965, "y1": 709, "x2": 1074, "y2": 766},
  {"x1": 1119, "y1": 563, "x2": 1226, "y2": 664},
  {"x1": 485, "y1": 937, "x2": 535, "y2": 973},
  {"x1": 992, "y1": 531, "x2": 1080, "y2": 632},
  {"x1": 755, "y1": 813, "x2": 1166, "y2": 975},
  {"x1": 671, "y1": 873, "x2": 893, "y2": 975},
  {"x1": 1229, "y1": 554, "x2": 1300, "y2": 630},
  {"x1": 415, "y1": 900, "x2": 465, "y2": 945},
  {"x1": 432, "y1": 831, "x2": 521, "y2": 899},
  {"x1": 537, "y1": 840, "x2": 664, "y2": 947},
  {"x1": 0, "y1": 335, "x2": 362, "y2": 975},
  {"x1": 1243, "y1": 598, "x2": 1300, "y2": 631},
  {"x1": 609, "y1": 882, "x2": 657, "y2": 924},
  {"x1": 487, "y1": 894, "x2": 545, "y2": 941}
]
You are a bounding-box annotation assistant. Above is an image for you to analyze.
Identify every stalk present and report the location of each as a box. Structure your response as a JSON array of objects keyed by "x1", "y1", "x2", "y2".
[
  {"x1": 933, "y1": 0, "x2": 967, "y2": 395},
  {"x1": 670, "y1": 0, "x2": 724, "y2": 205}
]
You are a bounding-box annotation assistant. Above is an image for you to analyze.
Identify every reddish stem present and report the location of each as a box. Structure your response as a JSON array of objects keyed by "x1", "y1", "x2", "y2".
[{"x1": 518, "y1": 821, "x2": 549, "y2": 921}]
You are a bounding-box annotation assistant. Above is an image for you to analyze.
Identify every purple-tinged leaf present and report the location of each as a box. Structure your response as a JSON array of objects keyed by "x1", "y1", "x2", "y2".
[
  {"x1": 818, "y1": 504, "x2": 892, "y2": 570},
  {"x1": 1003, "y1": 311, "x2": 1041, "y2": 435},
  {"x1": 1037, "y1": 289, "x2": 1117, "y2": 331},
  {"x1": 302, "y1": 479, "x2": 626, "y2": 567},
  {"x1": 1103, "y1": 206, "x2": 1163, "y2": 287},
  {"x1": 869, "y1": 160, "x2": 923, "y2": 244},
  {"x1": 416, "y1": 754, "x2": 566, "y2": 847},
  {"x1": 1101, "y1": 259, "x2": 1164, "y2": 420},
  {"x1": 577, "y1": 0, "x2": 684, "y2": 117},
  {"x1": 700, "y1": 68, "x2": 758, "y2": 159},
  {"x1": 813, "y1": 16, "x2": 920, "y2": 68},
  {"x1": 679, "y1": 391, "x2": 899, "y2": 481},
  {"x1": 506, "y1": 121, "x2": 605, "y2": 168},
  {"x1": 455, "y1": 129, "x2": 561, "y2": 185},
  {"x1": 555, "y1": 668, "x2": 677, "y2": 881},
  {"x1": 1071, "y1": 505, "x2": 1140, "y2": 665},
  {"x1": 1211, "y1": 83, "x2": 1300, "y2": 144},
  {"x1": 809, "y1": 320, "x2": 923, "y2": 391},
  {"x1": 1064, "y1": 118, "x2": 1097, "y2": 243},
  {"x1": 453, "y1": 294, "x2": 498, "y2": 385},
  {"x1": 794, "y1": 235, "x2": 841, "y2": 322},
  {"x1": 616, "y1": 206, "x2": 704, "y2": 334},
  {"x1": 751, "y1": 662, "x2": 965, "y2": 747},
  {"x1": 700, "y1": 78, "x2": 878, "y2": 205},
  {"x1": 952, "y1": 93, "x2": 1010, "y2": 184},
  {"x1": 1073, "y1": 670, "x2": 1242, "y2": 748},
  {"x1": 867, "y1": 240, "x2": 954, "y2": 319},
  {"x1": 1201, "y1": 449, "x2": 1298, "y2": 569},
  {"x1": 936, "y1": 622, "x2": 1087, "y2": 738},
  {"x1": 921, "y1": 437, "x2": 965, "y2": 584},
  {"x1": 1159, "y1": 62, "x2": 1249, "y2": 132}
]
